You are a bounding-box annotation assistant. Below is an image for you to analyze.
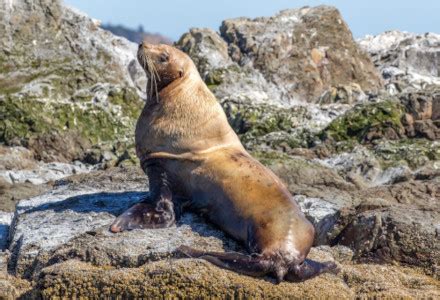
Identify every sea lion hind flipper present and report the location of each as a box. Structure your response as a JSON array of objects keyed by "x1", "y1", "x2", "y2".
[
  {"x1": 110, "y1": 187, "x2": 177, "y2": 233},
  {"x1": 176, "y1": 245, "x2": 273, "y2": 277},
  {"x1": 286, "y1": 259, "x2": 340, "y2": 282}
]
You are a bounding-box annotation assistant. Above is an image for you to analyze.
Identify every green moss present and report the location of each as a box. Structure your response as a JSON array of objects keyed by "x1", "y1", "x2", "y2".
[
  {"x1": 374, "y1": 139, "x2": 440, "y2": 169},
  {"x1": 107, "y1": 87, "x2": 142, "y2": 119},
  {"x1": 251, "y1": 150, "x2": 290, "y2": 165},
  {"x1": 320, "y1": 100, "x2": 404, "y2": 143},
  {"x1": 221, "y1": 99, "x2": 315, "y2": 151},
  {"x1": 222, "y1": 100, "x2": 308, "y2": 136},
  {"x1": 0, "y1": 95, "x2": 139, "y2": 147},
  {"x1": 204, "y1": 65, "x2": 242, "y2": 90}
]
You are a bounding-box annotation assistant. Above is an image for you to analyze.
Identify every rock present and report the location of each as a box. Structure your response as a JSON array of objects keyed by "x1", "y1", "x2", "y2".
[
  {"x1": 2, "y1": 163, "x2": 439, "y2": 296},
  {"x1": 177, "y1": 28, "x2": 234, "y2": 78},
  {"x1": 336, "y1": 176, "x2": 440, "y2": 277},
  {"x1": 319, "y1": 83, "x2": 367, "y2": 105},
  {"x1": 0, "y1": 161, "x2": 91, "y2": 186},
  {"x1": 373, "y1": 139, "x2": 440, "y2": 169},
  {"x1": 294, "y1": 195, "x2": 351, "y2": 245},
  {"x1": 361, "y1": 176, "x2": 439, "y2": 210},
  {"x1": 0, "y1": 272, "x2": 31, "y2": 299},
  {"x1": 0, "y1": 178, "x2": 48, "y2": 212},
  {"x1": 319, "y1": 145, "x2": 414, "y2": 187},
  {"x1": 219, "y1": 6, "x2": 381, "y2": 102},
  {"x1": 359, "y1": 31, "x2": 440, "y2": 93},
  {"x1": 0, "y1": 146, "x2": 37, "y2": 171},
  {"x1": 8, "y1": 187, "x2": 143, "y2": 279},
  {"x1": 32, "y1": 251, "x2": 440, "y2": 299},
  {"x1": 320, "y1": 99, "x2": 405, "y2": 143},
  {"x1": 6, "y1": 167, "x2": 242, "y2": 280},
  {"x1": 319, "y1": 145, "x2": 382, "y2": 186},
  {"x1": 400, "y1": 91, "x2": 440, "y2": 140},
  {"x1": 0, "y1": 0, "x2": 146, "y2": 163},
  {"x1": 337, "y1": 206, "x2": 440, "y2": 277}
]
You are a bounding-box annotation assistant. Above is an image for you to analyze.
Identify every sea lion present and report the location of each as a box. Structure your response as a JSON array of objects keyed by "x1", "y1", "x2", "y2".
[{"x1": 110, "y1": 42, "x2": 338, "y2": 282}]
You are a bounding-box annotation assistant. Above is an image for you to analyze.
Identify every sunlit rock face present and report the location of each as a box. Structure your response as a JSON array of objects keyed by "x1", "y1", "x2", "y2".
[
  {"x1": 179, "y1": 6, "x2": 382, "y2": 106},
  {"x1": 359, "y1": 31, "x2": 440, "y2": 94},
  {"x1": 0, "y1": 0, "x2": 146, "y2": 164}
]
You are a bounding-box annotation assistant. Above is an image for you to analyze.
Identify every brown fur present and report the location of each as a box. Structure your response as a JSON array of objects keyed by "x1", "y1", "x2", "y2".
[{"x1": 116, "y1": 43, "x2": 338, "y2": 282}]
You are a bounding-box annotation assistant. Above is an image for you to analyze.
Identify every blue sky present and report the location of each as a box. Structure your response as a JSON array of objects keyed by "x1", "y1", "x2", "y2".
[{"x1": 64, "y1": 0, "x2": 439, "y2": 41}]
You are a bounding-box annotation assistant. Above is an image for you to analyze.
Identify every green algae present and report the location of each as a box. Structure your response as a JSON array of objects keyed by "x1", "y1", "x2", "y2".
[
  {"x1": 321, "y1": 100, "x2": 404, "y2": 143},
  {"x1": 0, "y1": 91, "x2": 141, "y2": 147}
]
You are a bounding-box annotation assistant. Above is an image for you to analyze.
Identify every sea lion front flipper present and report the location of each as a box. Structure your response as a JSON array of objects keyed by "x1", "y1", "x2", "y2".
[
  {"x1": 110, "y1": 186, "x2": 177, "y2": 232},
  {"x1": 286, "y1": 259, "x2": 340, "y2": 282},
  {"x1": 176, "y1": 245, "x2": 273, "y2": 277}
]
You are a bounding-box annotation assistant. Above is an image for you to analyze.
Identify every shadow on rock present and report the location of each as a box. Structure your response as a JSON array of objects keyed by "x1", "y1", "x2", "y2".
[{"x1": 20, "y1": 191, "x2": 149, "y2": 216}]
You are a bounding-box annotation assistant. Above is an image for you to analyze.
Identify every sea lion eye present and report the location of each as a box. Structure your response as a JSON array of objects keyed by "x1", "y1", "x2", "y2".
[{"x1": 159, "y1": 53, "x2": 169, "y2": 63}]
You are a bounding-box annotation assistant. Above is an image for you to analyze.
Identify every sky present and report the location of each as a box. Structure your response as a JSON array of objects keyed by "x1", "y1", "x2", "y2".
[{"x1": 64, "y1": 0, "x2": 440, "y2": 41}]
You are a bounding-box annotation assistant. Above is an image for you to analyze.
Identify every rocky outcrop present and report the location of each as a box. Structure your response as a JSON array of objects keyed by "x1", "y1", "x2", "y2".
[
  {"x1": 179, "y1": 6, "x2": 381, "y2": 105},
  {"x1": 0, "y1": 0, "x2": 146, "y2": 164},
  {"x1": 0, "y1": 166, "x2": 439, "y2": 298},
  {"x1": 359, "y1": 31, "x2": 440, "y2": 94}
]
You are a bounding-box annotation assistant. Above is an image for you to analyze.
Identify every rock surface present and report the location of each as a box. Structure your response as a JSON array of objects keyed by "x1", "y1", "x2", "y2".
[
  {"x1": 0, "y1": 211, "x2": 13, "y2": 250},
  {"x1": 178, "y1": 6, "x2": 381, "y2": 105},
  {"x1": 0, "y1": 0, "x2": 146, "y2": 164},
  {"x1": 359, "y1": 31, "x2": 440, "y2": 94},
  {"x1": 33, "y1": 255, "x2": 439, "y2": 299},
  {"x1": 2, "y1": 166, "x2": 439, "y2": 298}
]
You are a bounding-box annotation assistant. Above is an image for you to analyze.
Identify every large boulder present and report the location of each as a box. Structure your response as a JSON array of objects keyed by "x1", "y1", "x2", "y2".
[
  {"x1": 219, "y1": 6, "x2": 382, "y2": 102},
  {"x1": 178, "y1": 6, "x2": 382, "y2": 105},
  {"x1": 0, "y1": 0, "x2": 146, "y2": 163}
]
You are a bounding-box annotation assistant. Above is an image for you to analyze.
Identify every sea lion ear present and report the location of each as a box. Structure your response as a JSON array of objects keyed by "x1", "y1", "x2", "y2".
[{"x1": 179, "y1": 68, "x2": 184, "y2": 78}]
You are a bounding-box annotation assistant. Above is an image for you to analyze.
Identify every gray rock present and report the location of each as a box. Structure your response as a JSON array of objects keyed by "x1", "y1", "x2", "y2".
[
  {"x1": 359, "y1": 31, "x2": 440, "y2": 93},
  {"x1": 7, "y1": 173, "x2": 240, "y2": 279},
  {"x1": 219, "y1": 6, "x2": 381, "y2": 102},
  {"x1": 0, "y1": 162, "x2": 91, "y2": 185},
  {"x1": 294, "y1": 195, "x2": 345, "y2": 245},
  {"x1": 0, "y1": 0, "x2": 146, "y2": 163},
  {"x1": 318, "y1": 145, "x2": 413, "y2": 187},
  {"x1": 338, "y1": 206, "x2": 440, "y2": 276},
  {"x1": 177, "y1": 28, "x2": 234, "y2": 77}
]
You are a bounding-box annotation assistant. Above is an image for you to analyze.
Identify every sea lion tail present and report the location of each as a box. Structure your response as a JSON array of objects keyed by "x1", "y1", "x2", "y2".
[{"x1": 176, "y1": 245, "x2": 273, "y2": 278}]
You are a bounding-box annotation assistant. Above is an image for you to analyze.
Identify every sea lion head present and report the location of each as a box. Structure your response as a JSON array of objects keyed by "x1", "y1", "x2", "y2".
[{"x1": 137, "y1": 42, "x2": 192, "y2": 99}]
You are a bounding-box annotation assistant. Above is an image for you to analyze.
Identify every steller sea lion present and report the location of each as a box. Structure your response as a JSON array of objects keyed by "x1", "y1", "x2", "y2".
[{"x1": 110, "y1": 42, "x2": 338, "y2": 283}]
